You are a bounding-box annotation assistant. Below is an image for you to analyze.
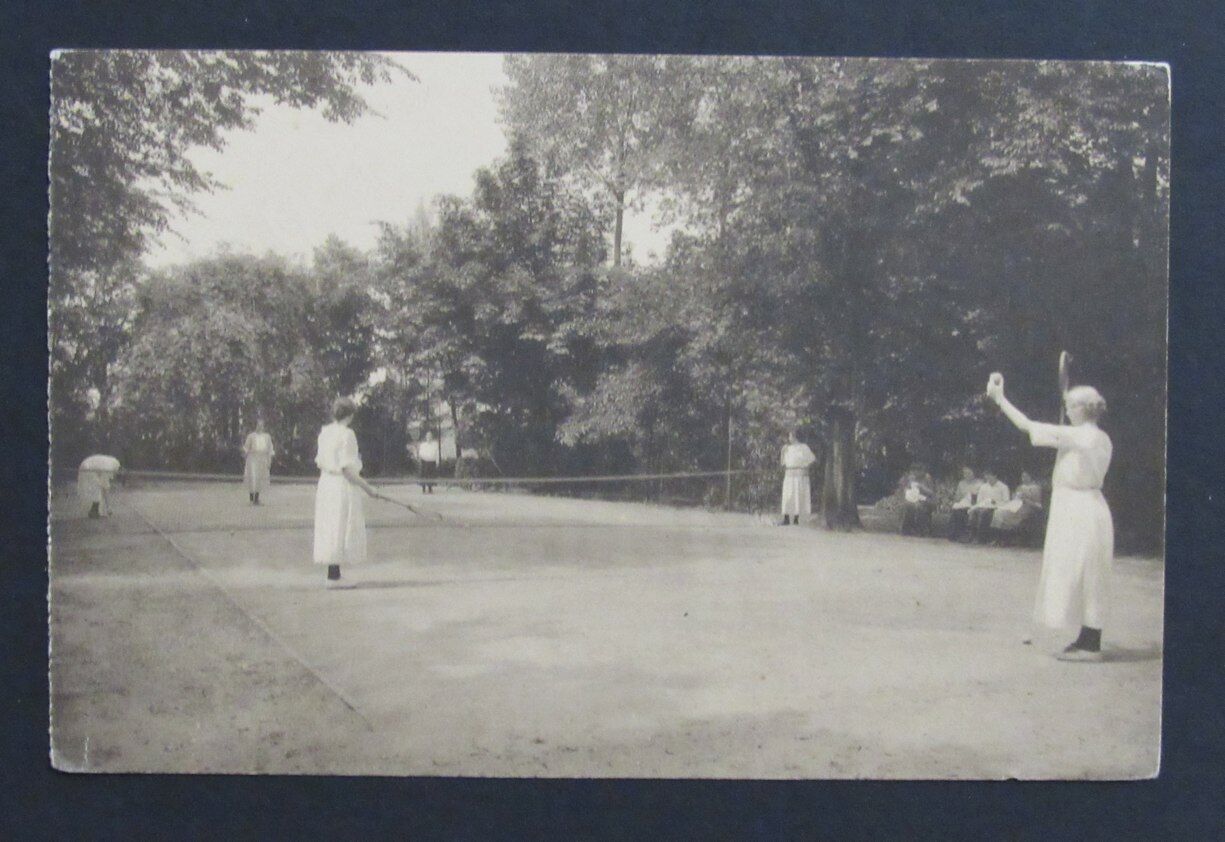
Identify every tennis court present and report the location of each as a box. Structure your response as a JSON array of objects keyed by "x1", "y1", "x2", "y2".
[{"x1": 49, "y1": 479, "x2": 1163, "y2": 778}]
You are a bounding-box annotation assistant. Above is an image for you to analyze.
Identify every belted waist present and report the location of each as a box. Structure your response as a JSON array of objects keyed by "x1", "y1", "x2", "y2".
[
  {"x1": 1053, "y1": 484, "x2": 1102, "y2": 492},
  {"x1": 783, "y1": 466, "x2": 812, "y2": 472}
]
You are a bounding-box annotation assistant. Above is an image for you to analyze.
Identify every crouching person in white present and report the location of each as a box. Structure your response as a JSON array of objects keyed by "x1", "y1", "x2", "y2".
[
  {"x1": 77, "y1": 454, "x2": 121, "y2": 518},
  {"x1": 314, "y1": 398, "x2": 388, "y2": 589},
  {"x1": 779, "y1": 430, "x2": 817, "y2": 525},
  {"x1": 987, "y1": 374, "x2": 1113, "y2": 662}
]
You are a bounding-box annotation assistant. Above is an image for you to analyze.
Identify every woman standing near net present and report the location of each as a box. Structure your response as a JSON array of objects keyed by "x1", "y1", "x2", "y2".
[
  {"x1": 986, "y1": 374, "x2": 1114, "y2": 662},
  {"x1": 242, "y1": 418, "x2": 275, "y2": 505},
  {"x1": 779, "y1": 430, "x2": 818, "y2": 525},
  {"x1": 314, "y1": 398, "x2": 388, "y2": 589}
]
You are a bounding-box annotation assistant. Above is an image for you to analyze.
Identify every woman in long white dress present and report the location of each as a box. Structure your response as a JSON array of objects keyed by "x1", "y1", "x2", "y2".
[
  {"x1": 779, "y1": 430, "x2": 818, "y2": 525},
  {"x1": 987, "y1": 375, "x2": 1114, "y2": 661},
  {"x1": 241, "y1": 418, "x2": 275, "y2": 505},
  {"x1": 313, "y1": 398, "x2": 388, "y2": 589}
]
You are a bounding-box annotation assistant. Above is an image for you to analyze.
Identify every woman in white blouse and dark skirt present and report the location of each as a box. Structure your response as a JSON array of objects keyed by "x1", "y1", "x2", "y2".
[
  {"x1": 987, "y1": 374, "x2": 1114, "y2": 662},
  {"x1": 313, "y1": 398, "x2": 389, "y2": 589}
]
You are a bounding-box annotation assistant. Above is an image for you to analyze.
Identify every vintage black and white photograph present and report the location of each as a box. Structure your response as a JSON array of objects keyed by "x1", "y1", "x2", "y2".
[{"x1": 48, "y1": 51, "x2": 1168, "y2": 778}]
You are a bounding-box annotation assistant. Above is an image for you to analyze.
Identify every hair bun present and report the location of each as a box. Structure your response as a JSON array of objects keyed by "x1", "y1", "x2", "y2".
[{"x1": 331, "y1": 397, "x2": 357, "y2": 421}]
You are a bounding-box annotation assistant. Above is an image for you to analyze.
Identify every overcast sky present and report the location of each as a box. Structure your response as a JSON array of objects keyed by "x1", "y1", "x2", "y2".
[{"x1": 146, "y1": 52, "x2": 672, "y2": 268}]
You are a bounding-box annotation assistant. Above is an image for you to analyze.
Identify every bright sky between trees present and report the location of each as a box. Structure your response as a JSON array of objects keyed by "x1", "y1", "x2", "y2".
[{"x1": 146, "y1": 52, "x2": 674, "y2": 269}]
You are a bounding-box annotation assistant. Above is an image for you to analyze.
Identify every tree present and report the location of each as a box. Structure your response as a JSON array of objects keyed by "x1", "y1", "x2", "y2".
[
  {"x1": 49, "y1": 50, "x2": 407, "y2": 467},
  {"x1": 377, "y1": 144, "x2": 606, "y2": 476},
  {"x1": 499, "y1": 54, "x2": 679, "y2": 266},
  {"x1": 111, "y1": 254, "x2": 323, "y2": 471},
  {"x1": 49, "y1": 50, "x2": 406, "y2": 279},
  {"x1": 631, "y1": 58, "x2": 1167, "y2": 535},
  {"x1": 375, "y1": 201, "x2": 484, "y2": 463},
  {"x1": 929, "y1": 62, "x2": 1170, "y2": 549},
  {"x1": 309, "y1": 235, "x2": 379, "y2": 397},
  {"x1": 560, "y1": 232, "x2": 794, "y2": 510}
]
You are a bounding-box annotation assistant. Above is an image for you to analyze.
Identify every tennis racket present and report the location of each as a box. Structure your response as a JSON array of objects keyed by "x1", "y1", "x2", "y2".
[
  {"x1": 1058, "y1": 351, "x2": 1073, "y2": 424},
  {"x1": 377, "y1": 493, "x2": 447, "y2": 522}
]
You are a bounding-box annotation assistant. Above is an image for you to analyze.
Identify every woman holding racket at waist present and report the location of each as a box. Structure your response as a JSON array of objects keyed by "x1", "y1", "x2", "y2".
[
  {"x1": 986, "y1": 372, "x2": 1114, "y2": 662},
  {"x1": 314, "y1": 397, "x2": 391, "y2": 589}
]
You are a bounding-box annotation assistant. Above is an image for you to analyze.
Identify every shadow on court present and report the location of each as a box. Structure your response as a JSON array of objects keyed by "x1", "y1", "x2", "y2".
[
  {"x1": 340, "y1": 576, "x2": 534, "y2": 591},
  {"x1": 1101, "y1": 645, "x2": 1163, "y2": 664}
]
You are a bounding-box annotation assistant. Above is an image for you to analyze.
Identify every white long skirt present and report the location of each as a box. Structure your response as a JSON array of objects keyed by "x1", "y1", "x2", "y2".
[
  {"x1": 76, "y1": 469, "x2": 108, "y2": 505},
  {"x1": 1033, "y1": 487, "x2": 1113, "y2": 629},
  {"x1": 244, "y1": 453, "x2": 272, "y2": 493},
  {"x1": 313, "y1": 473, "x2": 366, "y2": 565},
  {"x1": 780, "y1": 470, "x2": 812, "y2": 516}
]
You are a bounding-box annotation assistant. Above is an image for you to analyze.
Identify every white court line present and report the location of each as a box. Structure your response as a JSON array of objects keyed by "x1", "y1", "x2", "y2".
[{"x1": 121, "y1": 499, "x2": 375, "y2": 731}]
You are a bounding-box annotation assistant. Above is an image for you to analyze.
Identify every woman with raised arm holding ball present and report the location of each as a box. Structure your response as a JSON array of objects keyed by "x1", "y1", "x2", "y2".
[{"x1": 986, "y1": 372, "x2": 1114, "y2": 662}]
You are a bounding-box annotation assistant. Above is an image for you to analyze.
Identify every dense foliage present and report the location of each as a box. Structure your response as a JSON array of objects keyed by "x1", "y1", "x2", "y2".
[
  {"x1": 49, "y1": 50, "x2": 405, "y2": 471},
  {"x1": 49, "y1": 54, "x2": 1169, "y2": 552}
]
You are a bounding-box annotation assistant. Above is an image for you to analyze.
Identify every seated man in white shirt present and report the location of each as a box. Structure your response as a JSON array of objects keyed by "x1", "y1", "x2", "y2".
[
  {"x1": 968, "y1": 469, "x2": 1010, "y2": 543},
  {"x1": 947, "y1": 467, "x2": 981, "y2": 542},
  {"x1": 898, "y1": 464, "x2": 936, "y2": 536}
]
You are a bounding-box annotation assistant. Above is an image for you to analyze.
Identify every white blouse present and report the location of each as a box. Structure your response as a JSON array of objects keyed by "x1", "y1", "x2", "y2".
[
  {"x1": 315, "y1": 423, "x2": 362, "y2": 475},
  {"x1": 1029, "y1": 422, "x2": 1112, "y2": 490},
  {"x1": 781, "y1": 443, "x2": 817, "y2": 470},
  {"x1": 244, "y1": 432, "x2": 273, "y2": 454}
]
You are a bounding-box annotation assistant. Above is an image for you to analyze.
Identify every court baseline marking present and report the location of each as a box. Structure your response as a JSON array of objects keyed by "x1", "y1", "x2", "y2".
[{"x1": 119, "y1": 497, "x2": 376, "y2": 731}]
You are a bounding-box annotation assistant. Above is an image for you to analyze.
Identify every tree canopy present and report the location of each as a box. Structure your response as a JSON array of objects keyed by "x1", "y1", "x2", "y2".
[
  {"x1": 48, "y1": 55, "x2": 1169, "y2": 552},
  {"x1": 49, "y1": 50, "x2": 406, "y2": 278},
  {"x1": 49, "y1": 50, "x2": 407, "y2": 465}
]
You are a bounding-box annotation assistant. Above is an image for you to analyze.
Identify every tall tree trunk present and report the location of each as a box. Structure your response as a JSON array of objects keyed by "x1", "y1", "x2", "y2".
[
  {"x1": 820, "y1": 223, "x2": 866, "y2": 532},
  {"x1": 612, "y1": 189, "x2": 625, "y2": 267},
  {"x1": 821, "y1": 406, "x2": 860, "y2": 530}
]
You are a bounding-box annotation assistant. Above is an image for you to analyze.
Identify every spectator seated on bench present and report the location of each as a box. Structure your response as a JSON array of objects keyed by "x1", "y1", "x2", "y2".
[
  {"x1": 897, "y1": 464, "x2": 936, "y2": 536},
  {"x1": 989, "y1": 471, "x2": 1046, "y2": 546},
  {"x1": 946, "y1": 466, "x2": 981, "y2": 542},
  {"x1": 968, "y1": 469, "x2": 1010, "y2": 543}
]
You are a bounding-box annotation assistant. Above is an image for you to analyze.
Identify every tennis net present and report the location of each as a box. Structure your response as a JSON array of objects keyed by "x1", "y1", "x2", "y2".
[{"x1": 58, "y1": 467, "x2": 780, "y2": 535}]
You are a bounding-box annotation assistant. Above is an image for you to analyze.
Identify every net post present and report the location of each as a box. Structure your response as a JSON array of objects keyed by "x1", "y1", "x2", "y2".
[{"x1": 724, "y1": 412, "x2": 734, "y2": 510}]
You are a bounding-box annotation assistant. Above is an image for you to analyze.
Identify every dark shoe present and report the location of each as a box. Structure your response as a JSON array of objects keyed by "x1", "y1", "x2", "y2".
[{"x1": 325, "y1": 564, "x2": 343, "y2": 589}]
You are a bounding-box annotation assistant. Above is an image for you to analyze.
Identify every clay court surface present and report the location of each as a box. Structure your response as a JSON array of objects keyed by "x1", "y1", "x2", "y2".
[{"x1": 48, "y1": 481, "x2": 1163, "y2": 778}]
